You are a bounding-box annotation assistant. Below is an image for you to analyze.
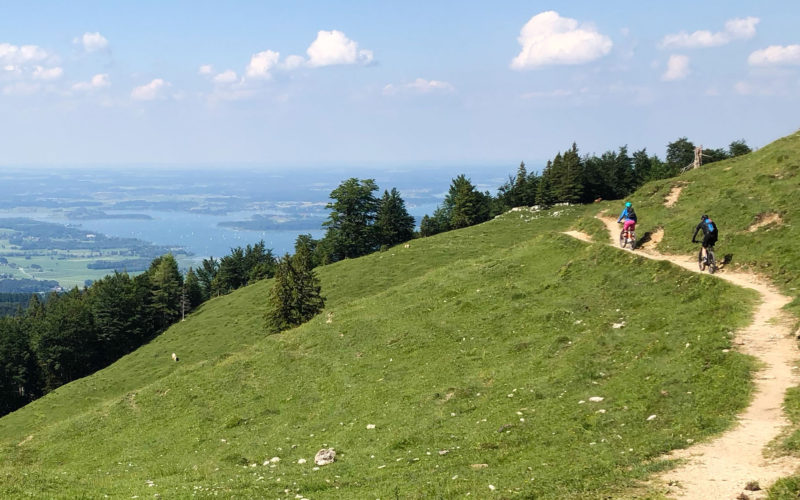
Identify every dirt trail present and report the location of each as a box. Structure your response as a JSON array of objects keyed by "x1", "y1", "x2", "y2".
[
  {"x1": 566, "y1": 217, "x2": 799, "y2": 499},
  {"x1": 665, "y1": 183, "x2": 687, "y2": 208}
]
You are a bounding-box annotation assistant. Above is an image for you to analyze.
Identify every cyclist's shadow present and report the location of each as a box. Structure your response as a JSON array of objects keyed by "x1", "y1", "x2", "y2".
[
  {"x1": 720, "y1": 253, "x2": 734, "y2": 269},
  {"x1": 636, "y1": 231, "x2": 653, "y2": 249}
]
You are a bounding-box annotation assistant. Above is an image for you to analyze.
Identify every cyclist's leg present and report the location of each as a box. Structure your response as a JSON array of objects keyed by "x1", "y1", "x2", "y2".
[
  {"x1": 623, "y1": 219, "x2": 635, "y2": 238},
  {"x1": 701, "y1": 233, "x2": 713, "y2": 261}
]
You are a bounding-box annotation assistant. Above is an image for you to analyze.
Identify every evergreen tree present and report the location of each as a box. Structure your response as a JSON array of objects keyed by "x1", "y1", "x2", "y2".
[
  {"x1": 196, "y1": 257, "x2": 218, "y2": 300},
  {"x1": 264, "y1": 250, "x2": 324, "y2": 333},
  {"x1": 214, "y1": 247, "x2": 246, "y2": 293},
  {"x1": 323, "y1": 178, "x2": 380, "y2": 260},
  {"x1": 375, "y1": 188, "x2": 415, "y2": 247},
  {"x1": 31, "y1": 288, "x2": 99, "y2": 391},
  {"x1": 648, "y1": 155, "x2": 671, "y2": 181},
  {"x1": 666, "y1": 137, "x2": 695, "y2": 173},
  {"x1": 147, "y1": 254, "x2": 183, "y2": 332},
  {"x1": 631, "y1": 148, "x2": 652, "y2": 187},
  {"x1": 580, "y1": 154, "x2": 603, "y2": 203},
  {"x1": 0, "y1": 316, "x2": 40, "y2": 414},
  {"x1": 511, "y1": 162, "x2": 528, "y2": 206},
  {"x1": 558, "y1": 143, "x2": 584, "y2": 203},
  {"x1": 703, "y1": 147, "x2": 730, "y2": 164},
  {"x1": 183, "y1": 268, "x2": 204, "y2": 310},
  {"x1": 89, "y1": 271, "x2": 144, "y2": 361},
  {"x1": 444, "y1": 175, "x2": 491, "y2": 229},
  {"x1": 245, "y1": 241, "x2": 276, "y2": 283},
  {"x1": 729, "y1": 139, "x2": 752, "y2": 157},
  {"x1": 295, "y1": 234, "x2": 323, "y2": 268},
  {"x1": 419, "y1": 215, "x2": 438, "y2": 237},
  {"x1": 536, "y1": 161, "x2": 555, "y2": 206},
  {"x1": 290, "y1": 246, "x2": 325, "y2": 323},
  {"x1": 614, "y1": 145, "x2": 634, "y2": 197}
]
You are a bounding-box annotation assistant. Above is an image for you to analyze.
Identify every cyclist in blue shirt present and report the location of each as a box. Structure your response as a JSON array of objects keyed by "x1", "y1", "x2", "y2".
[
  {"x1": 692, "y1": 214, "x2": 718, "y2": 263},
  {"x1": 617, "y1": 201, "x2": 637, "y2": 238}
]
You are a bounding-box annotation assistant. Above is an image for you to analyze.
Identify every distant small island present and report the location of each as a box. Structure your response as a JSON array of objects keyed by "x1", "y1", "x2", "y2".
[
  {"x1": 218, "y1": 214, "x2": 325, "y2": 231},
  {"x1": 65, "y1": 208, "x2": 153, "y2": 220}
]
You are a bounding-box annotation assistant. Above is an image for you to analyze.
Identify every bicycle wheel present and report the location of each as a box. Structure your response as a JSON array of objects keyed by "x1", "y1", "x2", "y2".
[
  {"x1": 619, "y1": 230, "x2": 627, "y2": 248},
  {"x1": 630, "y1": 232, "x2": 636, "y2": 250},
  {"x1": 698, "y1": 248, "x2": 706, "y2": 271},
  {"x1": 707, "y1": 249, "x2": 717, "y2": 274}
]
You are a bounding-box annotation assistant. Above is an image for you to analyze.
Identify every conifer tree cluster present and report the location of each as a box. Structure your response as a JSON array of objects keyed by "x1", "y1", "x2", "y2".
[
  {"x1": 264, "y1": 247, "x2": 325, "y2": 334},
  {"x1": 301, "y1": 178, "x2": 416, "y2": 264},
  {"x1": 0, "y1": 240, "x2": 283, "y2": 418}
]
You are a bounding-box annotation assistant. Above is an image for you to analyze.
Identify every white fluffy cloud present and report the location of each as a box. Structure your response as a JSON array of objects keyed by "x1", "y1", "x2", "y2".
[
  {"x1": 245, "y1": 50, "x2": 280, "y2": 79},
  {"x1": 748, "y1": 45, "x2": 800, "y2": 66},
  {"x1": 383, "y1": 78, "x2": 455, "y2": 95},
  {"x1": 75, "y1": 32, "x2": 109, "y2": 52},
  {"x1": 0, "y1": 43, "x2": 49, "y2": 65},
  {"x1": 198, "y1": 64, "x2": 214, "y2": 75},
  {"x1": 212, "y1": 70, "x2": 239, "y2": 84},
  {"x1": 283, "y1": 55, "x2": 305, "y2": 70},
  {"x1": 510, "y1": 11, "x2": 612, "y2": 69},
  {"x1": 131, "y1": 78, "x2": 170, "y2": 100},
  {"x1": 662, "y1": 54, "x2": 690, "y2": 81},
  {"x1": 32, "y1": 65, "x2": 63, "y2": 81},
  {"x1": 660, "y1": 17, "x2": 758, "y2": 49},
  {"x1": 72, "y1": 73, "x2": 110, "y2": 91},
  {"x1": 306, "y1": 30, "x2": 373, "y2": 67}
]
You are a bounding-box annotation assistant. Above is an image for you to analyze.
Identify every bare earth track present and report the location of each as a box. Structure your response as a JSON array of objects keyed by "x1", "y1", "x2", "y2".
[{"x1": 566, "y1": 216, "x2": 799, "y2": 499}]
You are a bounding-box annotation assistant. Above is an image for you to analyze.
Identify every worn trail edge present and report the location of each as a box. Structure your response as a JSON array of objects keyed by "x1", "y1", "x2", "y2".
[{"x1": 566, "y1": 216, "x2": 799, "y2": 499}]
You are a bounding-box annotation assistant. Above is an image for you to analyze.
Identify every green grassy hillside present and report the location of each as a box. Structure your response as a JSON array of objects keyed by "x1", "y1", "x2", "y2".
[
  {"x1": 611, "y1": 129, "x2": 800, "y2": 318},
  {"x1": 7, "y1": 128, "x2": 800, "y2": 497}
]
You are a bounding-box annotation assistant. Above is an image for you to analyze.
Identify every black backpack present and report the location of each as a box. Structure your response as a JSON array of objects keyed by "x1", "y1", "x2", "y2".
[{"x1": 627, "y1": 206, "x2": 637, "y2": 221}]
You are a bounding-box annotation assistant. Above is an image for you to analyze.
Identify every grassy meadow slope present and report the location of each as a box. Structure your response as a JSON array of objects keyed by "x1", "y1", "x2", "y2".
[
  {"x1": 612, "y1": 129, "x2": 800, "y2": 318},
  {"x1": 0, "y1": 203, "x2": 759, "y2": 499},
  {"x1": 575, "y1": 130, "x2": 800, "y2": 498}
]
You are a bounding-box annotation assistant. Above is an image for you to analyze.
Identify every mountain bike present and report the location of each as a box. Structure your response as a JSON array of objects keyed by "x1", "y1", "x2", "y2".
[
  {"x1": 619, "y1": 223, "x2": 636, "y2": 250},
  {"x1": 697, "y1": 244, "x2": 717, "y2": 274}
]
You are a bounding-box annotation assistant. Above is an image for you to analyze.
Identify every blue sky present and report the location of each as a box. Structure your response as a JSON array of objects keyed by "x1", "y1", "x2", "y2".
[{"x1": 1, "y1": 1, "x2": 799, "y2": 169}]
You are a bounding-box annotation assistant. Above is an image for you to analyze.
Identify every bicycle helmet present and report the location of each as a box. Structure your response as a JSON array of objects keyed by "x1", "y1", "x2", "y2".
[{"x1": 625, "y1": 202, "x2": 632, "y2": 207}]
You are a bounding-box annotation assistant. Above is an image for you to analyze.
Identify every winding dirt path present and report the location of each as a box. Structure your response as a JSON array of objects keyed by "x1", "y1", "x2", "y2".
[{"x1": 566, "y1": 216, "x2": 799, "y2": 499}]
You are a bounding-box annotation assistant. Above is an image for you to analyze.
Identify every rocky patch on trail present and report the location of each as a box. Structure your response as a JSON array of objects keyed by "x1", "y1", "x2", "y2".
[{"x1": 664, "y1": 183, "x2": 687, "y2": 208}]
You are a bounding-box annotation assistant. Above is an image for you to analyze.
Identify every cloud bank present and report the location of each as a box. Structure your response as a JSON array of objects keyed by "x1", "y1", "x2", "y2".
[
  {"x1": 383, "y1": 78, "x2": 455, "y2": 95},
  {"x1": 660, "y1": 17, "x2": 758, "y2": 49},
  {"x1": 75, "y1": 32, "x2": 109, "y2": 52},
  {"x1": 131, "y1": 78, "x2": 170, "y2": 100},
  {"x1": 511, "y1": 11, "x2": 612, "y2": 69},
  {"x1": 306, "y1": 30, "x2": 373, "y2": 67},
  {"x1": 748, "y1": 45, "x2": 800, "y2": 66},
  {"x1": 662, "y1": 54, "x2": 690, "y2": 81}
]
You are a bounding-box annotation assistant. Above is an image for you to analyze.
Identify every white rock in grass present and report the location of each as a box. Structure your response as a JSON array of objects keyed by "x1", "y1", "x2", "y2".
[
  {"x1": 297, "y1": 458, "x2": 307, "y2": 464},
  {"x1": 314, "y1": 448, "x2": 336, "y2": 466},
  {"x1": 366, "y1": 424, "x2": 376, "y2": 430},
  {"x1": 612, "y1": 322, "x2": 626, "y2": 329},
  {"x1": 270, "y1": 457, "x2": 280, "y2": 463},
  {"x1": 647, "y1": 414, "x2": 657, "y2": 421},
  {"x1": 588, "y1": 396, "x2": 604, "y2": 403}
]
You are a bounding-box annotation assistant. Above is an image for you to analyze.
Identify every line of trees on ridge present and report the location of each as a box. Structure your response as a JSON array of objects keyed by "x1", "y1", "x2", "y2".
[{"x1": 0, "y1": 135, "x2": 751, "y2": 417}]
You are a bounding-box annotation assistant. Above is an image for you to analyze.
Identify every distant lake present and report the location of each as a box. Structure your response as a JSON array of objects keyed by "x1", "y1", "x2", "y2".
[
  {"x1": 0, "y1": 209, "x2": 325, "y2": 262},
  {"x1": 0, "y1": 165, "x2": 510, "y2": 263}
]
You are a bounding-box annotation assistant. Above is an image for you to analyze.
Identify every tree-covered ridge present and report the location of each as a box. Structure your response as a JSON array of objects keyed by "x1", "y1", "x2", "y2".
[
  {"x1": 0, "y1": 134, "x2": 753, "y2": 417},
  {"x1": 0, "y1": 239, "x2": 282, "y2": 417}
]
